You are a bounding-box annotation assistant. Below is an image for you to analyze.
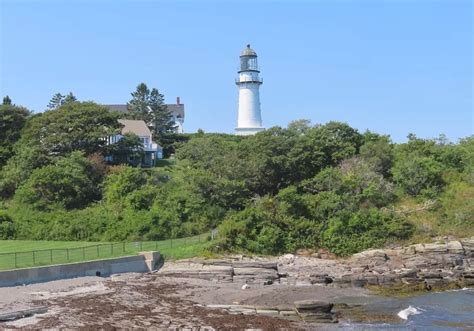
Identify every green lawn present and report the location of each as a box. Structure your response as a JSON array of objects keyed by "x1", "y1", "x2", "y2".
[{"x1": 0, "y1": 234, "x2": 211, "y2": 270}]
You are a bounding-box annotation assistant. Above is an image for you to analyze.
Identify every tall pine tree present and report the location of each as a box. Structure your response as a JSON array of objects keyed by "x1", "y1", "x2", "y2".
[
  {"x1": 47, "y1": 92, "x2": 77, "y2": 110},
  {"x1": 2, "y1": 96, "x2": 12, "y2": 105},
  {"x1": 127, "y1": 83, "x2": 176, "y2": 135}
]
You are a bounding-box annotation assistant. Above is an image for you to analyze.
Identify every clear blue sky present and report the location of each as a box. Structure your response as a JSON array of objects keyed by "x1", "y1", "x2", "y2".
[{"x1": 1, "y1": 0, "x2": 472, "y2": 142}]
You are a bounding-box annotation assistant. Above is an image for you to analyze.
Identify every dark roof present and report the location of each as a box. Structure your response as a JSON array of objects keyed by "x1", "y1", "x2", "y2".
[
  {"x1": 104, "y1": 104, "x2": 184, "y2": 118},
  {"x1": 241, "y1": 44, "x2": 257, "y2": 57},
  {"x1": 166, "y1": 104, "x2": 185, "y2": 118}
]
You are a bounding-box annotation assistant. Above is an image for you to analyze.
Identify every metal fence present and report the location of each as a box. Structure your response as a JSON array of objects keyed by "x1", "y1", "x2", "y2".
[{"x1": 0, "y1": 233, "x2": 208, "y2": 270}]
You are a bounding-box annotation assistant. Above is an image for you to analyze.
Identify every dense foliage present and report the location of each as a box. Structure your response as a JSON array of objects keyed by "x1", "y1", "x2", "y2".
[
  {"x1": 0, "y1": 96, "x2": 472, "y2": 256},
  {"x1": 0, "y1": 102, "x2": 30, "y2": 167},
  {"x1": 125, "y1": 83, "x2": 177, "y2": 156}
]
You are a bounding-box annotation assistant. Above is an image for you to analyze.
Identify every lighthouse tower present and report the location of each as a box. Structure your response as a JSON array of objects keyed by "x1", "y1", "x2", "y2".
[{"x1": 235, "y1": 44, "x2": 264, "y2": 135}]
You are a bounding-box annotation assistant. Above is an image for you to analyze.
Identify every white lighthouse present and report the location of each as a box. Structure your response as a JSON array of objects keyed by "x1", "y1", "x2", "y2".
[{"x1": 235, "y1": 44, "x2": 264, "y2": 135}]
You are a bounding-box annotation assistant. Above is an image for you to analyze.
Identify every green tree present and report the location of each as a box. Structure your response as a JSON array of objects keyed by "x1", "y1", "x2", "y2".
[
  {"x1": 0, "y1": 144, "x2": 53, "y2": 198},
  {"x1": 360, "y1": 132, "x2": 394, "y2": 177},
  {"x1": 149, "y1": 88, "x2": 176, "y2": 135},
  {"x1": 392, "y1": 156, "x2": 444, "y2": 197},
  {"x1": 126, "y1": 83, "x2": 176, "y2": 153},
  {"x1": 47, "y1": 92, "x2": 77, "y2": 110},
  {"x1": 14, "y1": 152, "x2": 103, "y2": 210},
  {"x1": 308, "y1": 121, "x2": 363, "y2": 166},
  {"x1": 0, "y1": 210, "x2": 15, "y2": 239},
  {"x1": 107, "y1": 133, "x2": 144, "y2": 166},
  {"x1": 64, "y1": 92, "x2": 77, "y2": 104},
  {"x1": 127, "y1": 83, "x2": 151, "y2": 122},
  {"x1": 22, "y1": 101, "x2": 121, "y2": 156},
  {"x1": 127, "y1": 83, "x2": 175, "y2": 132},
  {"x1": 103, "y1": 166, "x2": 147, "y2": 205},
  {"x1": 47, "y1": 93, "x2": 64, "y2": 110},
  {"x1": 0, "y1": 104, "x2": 30, "y2": 167},
  {"x1": 2, "y1": 96, "x2": 12, "y2": 105}
]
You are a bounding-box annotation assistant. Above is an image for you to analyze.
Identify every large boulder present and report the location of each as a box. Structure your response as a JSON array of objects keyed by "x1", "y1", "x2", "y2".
[
  {"x1": 294, "y1": 300, "x2": 333, "y2": 312},
  {"x1": 294, "y1": 300, "x2": 336, "y2": 323},
  {"x1": 447, "y1": 241, "x2": 464, "y2": 254},
  {"x1": 352, "y1": 249, "x2": 388, "y2": 260},
  {"x1": 424, "y1": 243, "x2": 447, "y2": 253},
  {"x1": 461, "y1": 238, "x2": 474, "y2": 256}
]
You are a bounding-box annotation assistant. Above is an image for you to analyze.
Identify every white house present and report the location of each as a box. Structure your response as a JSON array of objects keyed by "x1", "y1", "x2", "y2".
[{"x1": 107, "y1": 119, "x2": 163, "y2": 167}]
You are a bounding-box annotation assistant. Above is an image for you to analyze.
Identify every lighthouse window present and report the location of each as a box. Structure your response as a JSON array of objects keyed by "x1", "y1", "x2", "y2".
[{"x1": 241, "y1": 57, "x2": 258, "y2": 71}]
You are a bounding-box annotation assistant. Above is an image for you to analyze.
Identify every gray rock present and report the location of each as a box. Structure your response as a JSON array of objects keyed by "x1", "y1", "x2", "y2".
[
  {"x1": 447, "y1": 241, "x2": 464, "y2": 254},
  {"x1": 404, "y1": 256, "x2": 430, "y2": 269},
  {"x1": 461, "y1": 238, "x2": 474, "y2": 256},
  {"x1": 297, "y1": 312, "x2": 336, "y2": 323},
  {"x1": 255, "y1": 309, "x2": 279, "y2": 315},
  {"x1": 232, "y1": 261, "x2": 278, "y2": 270},
  {"x1": 233, "y1": 267, "x2": 278, "y2": 276},
  {"x1": 424, "y1": 243, "x2": 447, "y2": 253},
  {"x1": 353, "y1": 249, "x2": 388, "y2": 259},
  {"x1": 401, "y1": 277, "x2": 424, "y2": 285},
  {"x1": 350, "y1": 267, "x2": 367, "y2": 274},
  {"x1": 395, "y1": 268, "x2": 418, "y2": 278},
  {"x1": 294, "y1": 300, "x2": 333, "y2": 312},
  {"x1": 463, "y1": 278, "x2": 474, "y2": 286},
  {"x1": 424, "y1": 278, "x2": 449, "y2": 287},
  {"x1": 378, "y1": 274, "x2": 401, "y2": 285},
  {"x1": 419, "y1": 271, "x2": 443, "y2": 279}
]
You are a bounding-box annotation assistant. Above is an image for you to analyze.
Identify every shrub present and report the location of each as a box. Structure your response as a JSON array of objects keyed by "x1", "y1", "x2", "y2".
[
  {"x1": 0, "y1": 210, "x2": 15, "y2": 239},
  {"x1": 14, "y1": 152, "x2": 102, "y2": 210},
  {"x1": 392, "y1": 156, "x2": 444, "y2": 197}
]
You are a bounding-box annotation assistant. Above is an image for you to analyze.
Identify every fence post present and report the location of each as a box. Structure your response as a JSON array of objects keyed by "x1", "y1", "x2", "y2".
[
  {"x1": 33, "y1": 251, "x2": 36, "y2": 265},
  {"x1": 82, "y1": 247, "x2": 85, "y2": 260},
  {"x1": 96, "y1": 245, "x2": 99, "y2": 257},
  {"x1": 111, "y1": 243, "x2": 114, "y2": 255},
  {"x1": 66, "y1": 249, "x2": 69, "y2": 262},
  {"x1": 155, "y1": 241, "x2": 158, "y2": 250},
  {"x1": 123, "y1": 242, "x2": 125, "y2": 253},
  {"x1": 170, "y1": 238, "x2": 173, "y2": 248},
  {"x1": 50, "y1": 249, "x2": 53, "y2": 264},
  {"x1": 14, "y1": 252, "x2": 17, "y2": 268},
  {"x1": 140, "y1": 241, "x2": 143, "y2": 251}
]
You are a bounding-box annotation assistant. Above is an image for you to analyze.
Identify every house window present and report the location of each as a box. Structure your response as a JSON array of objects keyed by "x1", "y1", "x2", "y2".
[{"x1": 143, "y1": 137, "x2": 149, "y2": 146}]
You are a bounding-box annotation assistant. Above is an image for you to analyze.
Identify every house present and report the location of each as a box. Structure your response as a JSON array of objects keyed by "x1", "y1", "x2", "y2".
[
  {"x1": 107, "y1": 119, "x2": 163, "y2": 167},
  {"x1": 105, "y1": 97, "x2": 185, "y2": 133}
]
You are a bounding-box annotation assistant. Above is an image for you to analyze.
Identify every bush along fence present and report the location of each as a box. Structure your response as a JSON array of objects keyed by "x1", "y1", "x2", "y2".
[{"x1": 0, "y1": 233, "x2": 210, "y2": 270}]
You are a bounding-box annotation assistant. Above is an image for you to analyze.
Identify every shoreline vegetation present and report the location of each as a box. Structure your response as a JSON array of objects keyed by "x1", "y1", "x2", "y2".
[{"x1": 1, "y1": 97, "x2": 473, "y2": 260}]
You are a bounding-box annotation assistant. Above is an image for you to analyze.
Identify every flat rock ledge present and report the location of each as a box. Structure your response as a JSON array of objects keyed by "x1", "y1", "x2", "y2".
[
  {"x1": 204, "y1": 300, "x2": 337, "y2": 323},
  {"x1": 158, "y1": 237, "x2": 474, "y2": 291}
]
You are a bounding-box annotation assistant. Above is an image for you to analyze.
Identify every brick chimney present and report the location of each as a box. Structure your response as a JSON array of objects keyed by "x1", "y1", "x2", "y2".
[{"x1": 176, "y1": 96, "x2": 180, "y2": 105}]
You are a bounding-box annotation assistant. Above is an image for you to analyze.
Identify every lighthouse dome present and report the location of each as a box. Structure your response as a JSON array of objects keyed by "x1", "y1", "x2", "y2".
[{"x1": 241, "y1": 44, "x2": 257, "y2": 56}]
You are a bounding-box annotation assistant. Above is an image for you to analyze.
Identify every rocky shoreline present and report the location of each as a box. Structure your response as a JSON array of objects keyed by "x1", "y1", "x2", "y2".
[
  {"x1": 159, "y1": 237, "x2": 474, "y2": 290},
  {"x1": 156, "y1": 237, "x2": 474, "y2": 324},
  {"x1": 1, "y1": 237, "x2": 473, "y2": 329}
]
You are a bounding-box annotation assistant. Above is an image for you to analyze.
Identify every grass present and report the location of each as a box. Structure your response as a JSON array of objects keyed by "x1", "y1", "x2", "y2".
[
  {"x1": 0, "y1": 234, "x2": 212, "y2": 270},
  {"x1": 392, "y1": 181, "x2": 474, "y2": 246}
]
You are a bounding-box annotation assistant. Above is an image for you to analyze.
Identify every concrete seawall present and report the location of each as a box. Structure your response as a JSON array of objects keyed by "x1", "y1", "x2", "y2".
[{"x1": 0, "y1": 251, "x2": 160, "y2": 287}]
